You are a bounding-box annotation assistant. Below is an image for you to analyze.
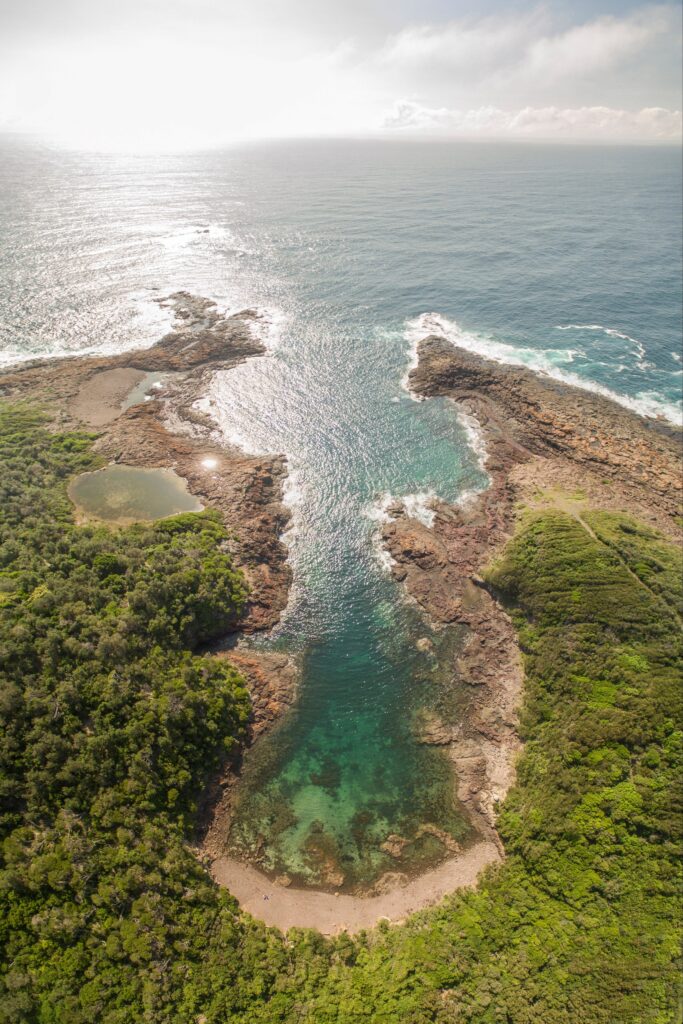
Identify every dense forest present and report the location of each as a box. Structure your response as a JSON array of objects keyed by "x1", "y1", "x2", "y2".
[{"x1": 0, "y1": 403, "x2": 680, "y2": 1023}]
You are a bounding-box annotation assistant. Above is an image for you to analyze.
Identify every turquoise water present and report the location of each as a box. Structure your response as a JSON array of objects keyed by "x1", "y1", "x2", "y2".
[
  {"x1": 1, "y1": 139, "x2": 681, "y2": 889},
  {"x1": 68, "y1": 465, "x2": 202, "y2": 524}
]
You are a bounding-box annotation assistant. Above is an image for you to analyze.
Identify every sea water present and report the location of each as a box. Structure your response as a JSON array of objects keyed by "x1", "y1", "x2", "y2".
[{"x1": 1, "y1": 138, "x2": 680, "y2": 888}]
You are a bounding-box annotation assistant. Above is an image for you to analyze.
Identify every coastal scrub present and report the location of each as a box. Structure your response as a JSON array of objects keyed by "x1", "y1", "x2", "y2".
[{"x1": 0, "y1": 404, "x2": 680, "y2": 1023}]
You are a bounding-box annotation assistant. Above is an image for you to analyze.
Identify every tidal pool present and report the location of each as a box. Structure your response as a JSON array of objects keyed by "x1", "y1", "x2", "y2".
[
  {"x1": 121, "y1": 371, "x2": 167, "y2": 411},
  {"x1": 68, "y1": 465, "x2": 202, "y2": 525}
]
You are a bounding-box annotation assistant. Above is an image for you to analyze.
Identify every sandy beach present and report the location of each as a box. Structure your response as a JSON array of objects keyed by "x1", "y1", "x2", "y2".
[{"x1": 211, "y1": 839, "x2": 501, "y2": 934}]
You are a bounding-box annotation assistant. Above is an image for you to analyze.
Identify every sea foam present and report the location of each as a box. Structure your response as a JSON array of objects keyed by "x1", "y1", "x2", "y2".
[
  {"x1": 366, "y1": 495, "x2": 397, "y2": 573},
  {"x1": 367, "y1": 492, "x2": 435, "y2": 574},
  {"x1": 554, "y1": 323, "x2": 651, "y2": 366},
  {"x1": 367, "y1": 489, "x2": 438, "y2": 531},
  {"x1": 243, "y1": 306, "x2": 287, "y2": 352},
  {"x1": 405, "y1": 313, "x2": 682, "y2": 425}
]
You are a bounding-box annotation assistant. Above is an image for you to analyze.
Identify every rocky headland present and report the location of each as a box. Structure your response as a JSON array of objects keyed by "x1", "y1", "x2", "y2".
[
  {"x1": 0, "y1": 292, "x2": 292, "y2": 634},
  {"x1": 382, "y1": 335, "x2": 682, "y2": 859},
  {"x1": 0, "y1": 292, "x2": 298, "y2": 787}
]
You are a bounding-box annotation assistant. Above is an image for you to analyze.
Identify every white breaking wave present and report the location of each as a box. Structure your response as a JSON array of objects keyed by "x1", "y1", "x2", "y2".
[
  {"x1": 400, "y1": 491, "x2": 439, "y2": 528},
  {"x1": 366, "y1": 491, "x2": 395, "y2": 526},
  {"x1": 366, "y1": 491, "x2": 439, "y2": 574},
  {"x1": 555, "y1": 322, "x2": 640, "y2": 344},
  {"x1": 405, "y1": 313, "x2": 682, "y2": 425},
  {"x1": 400, "y1": 330, "x2": 423, "y2": 400},
  {"x1": 366, "y1": 498, "x2": 397, "y2": 573},
  {"x1": 554, "y1": 322, "x2": 649, "y2": 365},
  {"x1": 407, "y1": 312, "x2": 579, "y2": 377},
  {"x1": 367, "y1": 490, "x2": 438, "y2": 529},
  {"x1": 457, "y1": 409, "x2": 489, "y2": 478},
  {"x1": 243, "y1": 306, "x2": 287, "y2": 352}
]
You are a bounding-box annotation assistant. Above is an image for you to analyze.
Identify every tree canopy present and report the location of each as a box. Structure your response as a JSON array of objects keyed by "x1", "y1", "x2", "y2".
[{"x1": 0, "y1": 403, "x2": 680, "y2": 1023}]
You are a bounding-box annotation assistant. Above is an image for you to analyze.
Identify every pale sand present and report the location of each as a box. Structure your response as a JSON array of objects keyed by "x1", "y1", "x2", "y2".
[
  {"x1": 210, "y1": 840, "x2": 501, "y2": 935},
  {"x1": 69, "y1": 368, "x2": 146, "y2": 426}
]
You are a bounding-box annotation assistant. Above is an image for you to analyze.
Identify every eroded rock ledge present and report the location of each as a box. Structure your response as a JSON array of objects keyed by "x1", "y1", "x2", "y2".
[
  {"x1": 0, "y1": 291, "x2": 292, "y2": 633},
  {"x1": 0, "y1": 293, "x2": 297, "y2": 785},
  {"x1": 383, "y1": 336, "x2": 682, "y2": 849}
]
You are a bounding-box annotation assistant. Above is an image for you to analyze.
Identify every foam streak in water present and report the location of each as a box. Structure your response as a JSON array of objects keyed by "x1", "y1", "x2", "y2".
[
  {"x1": 554, "y1": 323, "x2": 650, "y2": 365},
  {"x1": 407, "y1": 313, "x2": 682, "y2": 425}
]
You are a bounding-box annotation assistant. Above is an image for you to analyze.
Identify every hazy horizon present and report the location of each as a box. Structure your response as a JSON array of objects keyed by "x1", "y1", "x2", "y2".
[{"x1": 1, "y1": 1, "x2": 681, "y2": 151}]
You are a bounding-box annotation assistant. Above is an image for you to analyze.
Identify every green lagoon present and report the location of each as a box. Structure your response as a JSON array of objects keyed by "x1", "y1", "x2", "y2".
[{"x1": 68, "y1": 465, "x2": 202, "y2": 525}]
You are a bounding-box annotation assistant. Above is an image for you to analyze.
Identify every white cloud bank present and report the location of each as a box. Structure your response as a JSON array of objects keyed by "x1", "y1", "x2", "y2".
[
  {"x1": 384, "y1": 101, "x2": 683, "y2": 141},
  {"x1": 0, "y1": 2, "x2": 680, "y2": 147},
  {"x1": 379, "y1": 9, "x2": 665, "y2": 84}
]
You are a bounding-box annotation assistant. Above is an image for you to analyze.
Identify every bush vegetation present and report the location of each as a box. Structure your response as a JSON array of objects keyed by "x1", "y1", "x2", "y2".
[{"x1": 0, "y1": 404, "x2": 680, "y2": 1022}]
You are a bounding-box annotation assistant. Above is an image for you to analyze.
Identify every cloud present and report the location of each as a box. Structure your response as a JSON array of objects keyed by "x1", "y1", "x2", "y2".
[
  {"x1": 380, "y1": 9, "x2": 662, "y2": 78},
  {"x1": 0, "y1": 2, "x2": 680, "y2": 147},
  {"x1": 384, "y1": 100, "x2": 683, "y2": 141},
  {"x1": 525, "y1": 11, "x2": 665, "y2": 79},
  {"x1": 376, "y1": 6, "x2": 682, "y2": 109}
]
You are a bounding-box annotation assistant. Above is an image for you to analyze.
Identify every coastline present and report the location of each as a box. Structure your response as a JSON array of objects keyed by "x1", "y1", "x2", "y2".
[
  {"x1": 0, "y1": 291, "x2": 293, "y2": 634},
  {"x1": 379, "y1": 333, "x2": 683, "y2": 875},
  {"x1": 210, "y1": 840, "x2": 500, "y2": 935},
  {"x1": 2, "y1": 310, "x2": 680, "y2": 938},
  {"x1": 205, "y1": 329, "x2": 681, "y2": 935}
]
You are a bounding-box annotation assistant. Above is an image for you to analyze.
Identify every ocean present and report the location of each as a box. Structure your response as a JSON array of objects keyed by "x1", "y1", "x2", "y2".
[{"x1": 1, "y1": 137, "x2": 681, "y2": 888}]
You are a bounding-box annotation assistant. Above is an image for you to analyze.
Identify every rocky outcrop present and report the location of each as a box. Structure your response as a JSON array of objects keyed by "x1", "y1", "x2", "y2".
[
  {"x1": 0, "y1": 292, "x2": 266, "y2": 409},
  {"x1": 381, "y1": 334, "x2": 682, "y2": 853},
  {"x1": 412, "y1": 337, "x2": 682, "y2": 517},
  {"x1": 0, "y1": 291, "x2": 292, "y2": 633}
]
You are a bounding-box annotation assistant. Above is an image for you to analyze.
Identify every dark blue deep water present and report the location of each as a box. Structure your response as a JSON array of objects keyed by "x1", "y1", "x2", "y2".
[{"x1": 1, "y1": 139, "x2": 680, "y2": 888}]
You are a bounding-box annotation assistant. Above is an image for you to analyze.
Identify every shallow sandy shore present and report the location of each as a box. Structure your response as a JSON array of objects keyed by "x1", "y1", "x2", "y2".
[{"x1": 211, "y1": 840, "x2": 501, "y2": 935}]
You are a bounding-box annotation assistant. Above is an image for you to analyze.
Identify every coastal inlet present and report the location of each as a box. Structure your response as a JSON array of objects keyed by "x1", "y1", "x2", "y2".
[
  {"x1": 2, "y1": 141, "x2": 679, "y2": 898},
  {"x1": 204, "y1": 306, "x2": 491, "y2": 893}
]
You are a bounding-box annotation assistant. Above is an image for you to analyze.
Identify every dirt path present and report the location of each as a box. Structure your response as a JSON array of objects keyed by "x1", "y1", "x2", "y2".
[{"x1": 210, "y1": 841, "x2": 501, "y2": 935}]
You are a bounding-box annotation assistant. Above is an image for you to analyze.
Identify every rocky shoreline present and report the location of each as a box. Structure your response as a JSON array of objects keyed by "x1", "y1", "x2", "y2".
[
  {"x1": 0, "y1": 292, "x2": 293, "y2": 634},
  {"x1": 382, "y1": 335, "x2": 682, "y2": 857},
  {"x1": 2, "y1": 309, "x2": 680, "y2": 934},
  {"x1": 0, "y1": 292, "x2": 298, "y2": 775}
]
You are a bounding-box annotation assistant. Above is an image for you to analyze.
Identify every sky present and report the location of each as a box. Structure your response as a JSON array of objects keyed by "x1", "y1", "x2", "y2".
[{"x1": 0, "y1": 0, "x2": 681, "y2": 148}]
